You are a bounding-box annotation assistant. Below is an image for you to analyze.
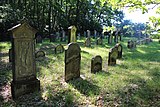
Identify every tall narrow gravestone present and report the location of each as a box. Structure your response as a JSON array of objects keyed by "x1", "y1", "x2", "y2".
[
  {"x1": 91, "y1": 55, "x2": 102, "y2": 73},
  {"x1": 8, "y1": 20, "x2": 40, "y2": 99},
  {"x1": 87, "y1": 30, "x2": 91, "y2": 38},
  {"x1": 68, "y1": 26, "x2": 77, "y2": 43},
  {"x1": 115, "y1": 43, "x2": 122, "y2": 59},
  {"x1": 108, "y1": 47, "x2": 118, "y2": 66},
  {"x1": 65, "y1": 43, "x2": 81, "y2": 82}
]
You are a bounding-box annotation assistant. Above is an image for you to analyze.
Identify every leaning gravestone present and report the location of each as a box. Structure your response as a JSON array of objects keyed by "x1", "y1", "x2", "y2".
[
  {"x1": 8, "y1": 20, "x2": 40, "y2": 99},
  {"x1": 9, "y1": 48, "x2": 12, "y2": 62},
  {"x1": 96, "y1": 37, "x2": 103, "y2": 45},
  {"x1": 84, "y1": 37, "x2": 91, "y2": 47},
  {"x1": 35, "y1": 50, "x2": 45, "y2": 58},
  {"x1": 55, "y1": 44, "x2": 64, "y2": 54},
  {"x1": 65, "y1": 43, "x2": 81, "y2": 81},
  {"x1": 91, "y1": 55, "x2": 102, "y2": 73},
  {"x1": 68, "y1": 26, "x2": 77, "y2": 43},
  {"x1": 115, "y1": 43, "x2": 122, "y2": 59},
  {"x1": 108, "y1": 47, "x2": 118, "y2": 66}
]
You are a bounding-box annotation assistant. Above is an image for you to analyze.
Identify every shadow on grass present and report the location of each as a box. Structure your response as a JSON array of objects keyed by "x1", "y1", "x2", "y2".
[
  {"x1": 114, "y1": 67, "x2": 160, "y2": 107},
  {"x1": 96, "y1": 70, "x2": 111, "y2": 76},
  {"x1": 68, "y1": 77, "x2": 100, "y2": 96},
  {"x1": 123, "y1": 42, "x2": 160, "y2": 62}
]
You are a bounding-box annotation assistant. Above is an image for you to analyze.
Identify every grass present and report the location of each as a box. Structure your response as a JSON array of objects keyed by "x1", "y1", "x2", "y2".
[{"x1": 0, "y1": 37, "x2": 160, "y2": 107}]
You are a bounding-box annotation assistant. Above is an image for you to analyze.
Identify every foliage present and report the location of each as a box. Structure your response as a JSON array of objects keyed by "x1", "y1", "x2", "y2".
[{"x1": 0, "y1": 0, "x2": 124, "y2": 39}]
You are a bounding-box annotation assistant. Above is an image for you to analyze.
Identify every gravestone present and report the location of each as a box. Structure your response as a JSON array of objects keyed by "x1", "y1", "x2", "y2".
[
  {"x1": 108, "y1": 33, "x2": 113, "y2": 44},
  {"x1": 84, "y1": 37, "x2": 91, "y2": 47},
  {"x1": 108, "y1": 47, "x2": 118, "y2": 66},
  {"x1": 91, "y1": 55, "x2": 102, "y2": 73},
  {"x1": 133, "y1": 41, "x2": 137, "y2": 48},
  {"x1": 96, "y1": 37, "x2": 103, "y2": 45},
  {"x1": 62, "y1": 30, "x2": 66, "y2": 42},
  {"x1": 56, "y1": 32, "x2": 60, "y2": 40},
  {"x1": 8, "y1": 20, "x2": 40, "y2": 99},
  {"x1": 55, "y1": 44, "x2": 64, "y2": 54},
  {"x1": 65, "y1": 43, "x2": 81, "y2": 81},
  {"x1": 94, "y1": 30, "x2": 97, "y2": 38},
  {"x1": 84, "y1": 31, "x2": 87, "y2": 37},
  {"x1": 115, "y1": 43, "x2": 122, "y2": 59},
  {"x1": 127, "y1": 40, "x2": 134, "y2": 49},
  {"x1": 9, "y1": 48, "x2": 12, "y2": 62},
  {"x1": 68, "y1": 26, "x2": 77, "y2": 43},
  {"x1": 113, "y1": 31, "x2": 117, "y2": 43},
  {"x1": 87, "y1": 30, "x2": 91, "y2": 38},
  {"x1": 77, "y1": 33, "x2": 81, "y2": 40},
  {"x1": 36, "y1": 35, "x2": 42, "y2": 43},
  {"x1": 35, "y1": 50, "x2": 45, "y2": 58},
  {"x1": 50, "y1": 33, "x2": 56, "y2": 42}
]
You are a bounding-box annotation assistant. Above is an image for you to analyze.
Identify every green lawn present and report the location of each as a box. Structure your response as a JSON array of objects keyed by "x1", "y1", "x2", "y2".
[{"x1": 0, "y1": 38, "x2": 160, "y2": 107}]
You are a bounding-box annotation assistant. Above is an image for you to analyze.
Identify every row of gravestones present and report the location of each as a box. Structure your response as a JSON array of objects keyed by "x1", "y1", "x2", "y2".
[
  {"x1": 36, "y1": 26, "x2": 122, "y2": 45},
  {"x1": 65, "y1": 42, "x2": 123, "y2": 81},
  {"x1": 84, "y1": 37, "x2": 103, "y2": 47},
  {"x1": 127, "y1": 38, "x2": 152, "y2": 49},
  {"x1": 9, "y1": 44, "x2": 65, "y2": 62},
  {"x1": 8, "y1": 20, "x2": 123, "y2": 100}
]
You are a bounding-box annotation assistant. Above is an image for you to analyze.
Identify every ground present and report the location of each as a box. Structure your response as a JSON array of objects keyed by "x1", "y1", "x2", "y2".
[{"x1": 0, "y1": 38, "x2": 160, "y2": 107}]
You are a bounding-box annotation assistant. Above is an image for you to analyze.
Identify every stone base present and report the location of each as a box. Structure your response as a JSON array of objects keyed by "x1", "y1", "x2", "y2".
[
  {"x1": 11, "y1": 79, "x2": 40, "y2": 99},
  {"x1": 108, "y1": 58, "x2": 116, "y2": 66}
]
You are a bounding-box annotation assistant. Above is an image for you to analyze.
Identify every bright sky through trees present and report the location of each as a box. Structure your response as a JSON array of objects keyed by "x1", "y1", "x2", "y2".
[{"x1": 123, "y1": 5, "x2": 159, "y2": 23}]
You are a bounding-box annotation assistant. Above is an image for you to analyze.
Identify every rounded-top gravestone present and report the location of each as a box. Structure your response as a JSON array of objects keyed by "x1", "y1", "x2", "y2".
[
  {"x1": 91, "y1": 55, "x2": 102, "y2": 73},
  {"x1": 65, "y1": 43, "x2": 81, "y2": 82}
]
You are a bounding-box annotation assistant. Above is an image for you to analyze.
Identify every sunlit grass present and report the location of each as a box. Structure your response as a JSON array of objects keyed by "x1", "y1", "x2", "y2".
[{"x1": 0, "y1": 38, "x2": 160, "y2": 106}]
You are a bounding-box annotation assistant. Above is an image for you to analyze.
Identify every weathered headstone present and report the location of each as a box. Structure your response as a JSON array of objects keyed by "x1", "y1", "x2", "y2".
[
  {"x1": 133, "y1": 41, "x2": 137, "y2": 48},
  {"x1": 8, "y1": 20, "x2": 40, "y2": 99},
  {"x1": 108, "y1": 32, "x2": 113, "y2": 44},
  {"x1": 115, "y1": 43, "x2": 122, "y2": 59},
  {"x1": 68, "y1": 26, "x2": 77, "y2": 43},
  {"x1": 65, "y1": 43, "x2": 81, "y2": 81},
  {"x1": 96, "y1": 37, "x2": 103, "y2": 45},
  {"x1": 127, "y1": 40, "x2": 134, "y2": 49},
  {"x1": 94, "y1": 30, "x2": 97, "y2": 38},
  {"x1": 9, "y1": 48, "x2": 12, "y2": 62},
  {"x1": 56, "y1": 32, "x2": 60, "y2": 40},
  {"x1": 84, "y1": 37, "x2": 91, "y2": 47},
  {"x1": 36, "y1": 35, "x2": 42, "y2": 43},
  {"x1": 35, "y1": 50, "x2": 45, "y2": 58},
  {"x1": 55, "y1": 44, "x2": 64, "y2": 54},
  {"x1": 91, "y1": 55, "x2": 102, "y2": 73},
  {"x1": 108, "y1": 47, "x2": 118, "y2": 66},
  {"x1": 87, "y1": 30, "x2": 91, "y2": 38},
  {"x1": 62, "y1": 30, "x2": 66, "y2": 42},
  {"x1": 84, "y1": 31, "x2": 87, "y2": 37},
  {"x1": 113, "y1": 31, "x2": 117, "y2": 43}
]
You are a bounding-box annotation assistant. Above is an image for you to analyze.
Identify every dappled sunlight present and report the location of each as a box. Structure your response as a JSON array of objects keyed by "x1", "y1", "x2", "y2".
[{"x1": 0, "y1": 38, "x2": 160, "y2": 106}]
